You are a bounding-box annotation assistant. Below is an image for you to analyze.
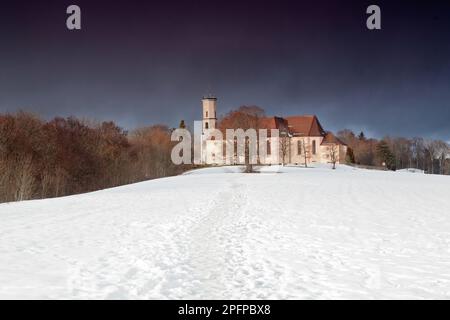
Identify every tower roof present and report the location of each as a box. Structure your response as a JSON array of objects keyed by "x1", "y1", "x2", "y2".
[{"x1": 202, "y1": 95, "x2": 217, "y2": 100}]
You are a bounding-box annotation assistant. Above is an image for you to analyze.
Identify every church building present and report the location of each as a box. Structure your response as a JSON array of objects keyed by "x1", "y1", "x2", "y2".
[{"x1": 200, "y1": 96, "x2": 347, "y2": 166}]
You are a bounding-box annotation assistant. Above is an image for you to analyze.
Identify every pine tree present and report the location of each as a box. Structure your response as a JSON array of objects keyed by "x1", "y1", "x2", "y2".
[
  {"x1": 358, "y1": 131, "x2": 366, "y2": 141},
  {"x1": 376, "y1": 140, "x2": 396, "y2": 170},
  {"x1": 346, "y1": 147, "x2": 355, "y2": 164}
]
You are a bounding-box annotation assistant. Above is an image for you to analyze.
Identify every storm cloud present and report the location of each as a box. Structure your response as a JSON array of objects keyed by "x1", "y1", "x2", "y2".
[{"x1": 0, "y1": 0, "x2": 449, "y2": 139}]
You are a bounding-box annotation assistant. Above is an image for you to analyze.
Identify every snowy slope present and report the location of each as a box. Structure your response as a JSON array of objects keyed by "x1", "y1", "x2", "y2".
[{"x1": 1, "y1": 165, "x2": 450, "y2": 299}]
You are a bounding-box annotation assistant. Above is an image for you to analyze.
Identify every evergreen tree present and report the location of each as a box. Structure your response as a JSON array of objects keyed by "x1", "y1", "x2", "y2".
[
  {"x1": 346, "y1": 147, "x2": 355, "y2": 164},
  {"x1": 376, "y1": 140, "x2": 396, "y2": 170},
  {"x1": 358, "y1": 131, "x2": 366, "y2": 141}
]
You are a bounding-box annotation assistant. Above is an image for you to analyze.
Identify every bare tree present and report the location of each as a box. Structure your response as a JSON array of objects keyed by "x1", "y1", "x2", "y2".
[
  {"x1": 280, "y1": 133, "x2": 290, "y2": 166},
  {"x1": 301, "y1": 138, "x2": 311, "y2": 168},
  {"x1": 445, "y1": 156, "x2": 450, "y2": 175},
  {"x1": 14, "y1": 154, "x2": 36, "y2": 201},
  {"x1": 0, "y1": 157, "x2": 9, "y2": 202},
  {"x1": 424, "y1": 140, "x2": 441, "y2": 174},
  {"x1": 435, "y1": 141, "x2": 450, "y2": 175},
  {"x1": 328, "y1": 144, "x2": 338, "y2": 169},
  {"x1": 219, "y1": 106, "x2": 265, "y2": 173},
  {"x1": 411, "y1": 137, "x2": 424, "y2": 169},
  {"x1": 391, "y1": 137, "x2": 412, "y2": 169}
]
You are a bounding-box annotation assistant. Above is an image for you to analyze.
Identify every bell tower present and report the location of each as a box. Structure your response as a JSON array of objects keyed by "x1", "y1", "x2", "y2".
[{"x1": 202, "y1": 96, "x2": 217, "y2": 133}]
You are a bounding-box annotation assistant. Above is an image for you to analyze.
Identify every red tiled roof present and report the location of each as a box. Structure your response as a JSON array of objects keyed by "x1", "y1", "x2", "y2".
[
  {"x1": 284, "y1": 115, "x2": 326, "y2": 136},
  {"x1": 240, "y1": 114, "x2": 332, "y2": 139},
  {"x1": 321, "y1": 131, "x2": 347, "y2": 146},
  {"x1": 260, "y1": 116, "x2": 289, "y2": 132}
]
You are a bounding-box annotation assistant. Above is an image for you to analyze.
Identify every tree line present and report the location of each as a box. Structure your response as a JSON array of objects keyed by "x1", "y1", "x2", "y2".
[
  {"x1": 0, "y1": 112, "x2": 185, "y2": 203},
  {"x1": 1, "y1": 110, "x2": 448, "y2": 203},
  {"x1": 337, "y1": 129, "x2": 450, "y2": 174}
]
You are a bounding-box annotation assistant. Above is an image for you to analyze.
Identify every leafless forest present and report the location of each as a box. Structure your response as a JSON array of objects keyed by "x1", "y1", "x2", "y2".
[
  {"x1": 0, "y1": 112, "x2": 185, "y2": 203},
  {"x1": 337, "y1": 129, "x2": 450, "y2": 174}
]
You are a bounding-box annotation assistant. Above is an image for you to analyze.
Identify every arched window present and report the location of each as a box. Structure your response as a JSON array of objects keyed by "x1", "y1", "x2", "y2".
[
  {"x1": 206, "y1": 111, "x2": 208, "y2": 118},
  {"x1": 205, "y1": 122, "x2": 209, "y2": 129},
  {"x1": 312, "y1": 140, "x2": 316, "y2": 155},
  {"x1": 297, "y1": 141, "x2": 302, "y2": 155},
  {"x1": 267, "y1": 140, "x2": 271, "y2": 155}
]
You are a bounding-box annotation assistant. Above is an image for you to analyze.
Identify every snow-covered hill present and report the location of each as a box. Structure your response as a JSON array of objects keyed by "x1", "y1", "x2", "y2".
[{"x1": 1, "y1": 165, "x2": 450, "y2": 299}]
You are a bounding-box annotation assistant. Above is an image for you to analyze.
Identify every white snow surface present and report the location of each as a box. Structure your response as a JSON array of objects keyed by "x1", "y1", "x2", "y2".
[
  {"x1": 1, "y1": 165, "x2": 450, "y2": 299},
  {"x1": 397, "y1": 168, "x2": 425, "y2": 174}
]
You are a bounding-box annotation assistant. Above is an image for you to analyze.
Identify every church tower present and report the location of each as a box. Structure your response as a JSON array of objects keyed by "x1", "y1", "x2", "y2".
[{"x1": 202, "y1": 96, "x2": 217, "y2": 133}]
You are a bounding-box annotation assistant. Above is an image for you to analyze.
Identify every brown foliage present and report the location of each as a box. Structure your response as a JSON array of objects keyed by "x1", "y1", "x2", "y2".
[
  {"x1": 0, "y1": 112, "x2": 186, "y2": 203},
  {"x1": 218, "y1": 106, "x2": 265, "y2": 172},
  {"x1": 219, "y1": 106, "x2": 265, "y2": 133}
]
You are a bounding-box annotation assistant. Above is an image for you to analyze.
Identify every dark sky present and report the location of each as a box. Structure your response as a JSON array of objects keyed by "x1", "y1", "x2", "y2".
[{"x1": 1, "y1": 0, "x2": 449, "y2": 140}]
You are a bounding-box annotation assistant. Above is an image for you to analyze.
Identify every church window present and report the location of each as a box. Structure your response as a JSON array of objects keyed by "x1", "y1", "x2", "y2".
[
  {"x1": 297, "y1": 141, "x2": 302, "y2": 155},
  {"x1": 312, "y1": 140, "x2": 316, "y2": 155},
  {"x1": 205, "y1": 122, "x2": 209, "y2": 129}
]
